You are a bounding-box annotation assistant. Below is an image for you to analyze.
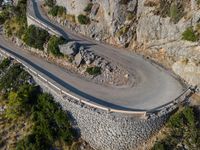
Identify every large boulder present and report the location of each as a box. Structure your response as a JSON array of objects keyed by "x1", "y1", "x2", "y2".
[{"x1": 59, "y1": 42, "x2": 79, "y2": 56}]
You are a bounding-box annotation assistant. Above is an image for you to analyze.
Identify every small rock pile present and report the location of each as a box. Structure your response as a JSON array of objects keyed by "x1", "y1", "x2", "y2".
[
  {"x1": 59, "y1": 42, "x2": 113, "y2": 72},
  {"x1": 58, "y1": 41, "x2": 133, "y2": 87},
  {"x1": 75, "y1": 46, "x2": 96, "y2": 66}
]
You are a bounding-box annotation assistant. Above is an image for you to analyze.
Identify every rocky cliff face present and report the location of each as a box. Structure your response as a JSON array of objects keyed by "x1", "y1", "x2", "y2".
[{"x1": 54, "y1": 0, "x2": 200, "y2": 88}]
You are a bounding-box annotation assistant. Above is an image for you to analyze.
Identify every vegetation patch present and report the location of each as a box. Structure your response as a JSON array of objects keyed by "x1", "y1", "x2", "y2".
[
  {"x1": 44, "y1": 0, "x2": 55, "y2": 7},
  {"x1": 0, "y1": 9, "x2": 9, "y2": 25},
  {"x1": 116, "y1": 26, "x2": 129, "y2": 37},
  {"x1": 3, "y1": 0, "x2": 27, "y2": 37},
  {"x1": 152, "y1": 106, "x2": 200, "y2": 150},
  {"x1": 182, "y1": 27, "x2": 199, "y2": 42},
  {"x1": 78, "y1": 14, "x2": 90, "y2": 25},
  {"x1": 23, "y1": 25, "x2": 50, "y2": 50},
  {"x1": 126, "y1": 11, "x2": 135, "y2": 21},
  {"x1": 0, "y1": 64, "x2": 30, "y2": 92},
  {"x1": 49, "y1": 5, "x2": 66, "y2": 17},
  {"x1": 65, "y1": 14, "x2": 76, "y2": 23},
  {"x1": 153, "y1": 0, "x2": 187, "y2": 23},
  {"x1": 84, "y1": 3, "x2": 93, "y2": 14},
  {"x1": 47, "y1": 35, "x2": 65, "y2": 56},
  {"x1": 0, "y1": 58, "x2": 11, "y2": 70},
  {"x1": 86, "y1": 66, "x2": 101, "y2": 76},
  {"x1": 197, "y1": 0, "x2": 200, "y2": 6},
  {"x1": 0, "y1": 59, "x2": 76, "y2": 149}
]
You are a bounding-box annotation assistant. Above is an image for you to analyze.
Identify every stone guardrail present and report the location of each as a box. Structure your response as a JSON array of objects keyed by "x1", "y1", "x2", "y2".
[{"x1": 0, "y1": 48, "x2": 148, "y2": 118}]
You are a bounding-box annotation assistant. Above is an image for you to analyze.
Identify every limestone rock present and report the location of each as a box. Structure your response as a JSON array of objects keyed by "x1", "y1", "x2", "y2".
[
  {"x1": 59, "y1": 42, "x2": 79, "y2": 56},
  {"x1": 74, "y1": 52, "x2": 83, "y2": 66},
  {"x1": 56, "y1": 0, "x2": 90, "y2": 16},
  {"x1": 172, "y1": 59, "x2": 200, "y2": 87}
]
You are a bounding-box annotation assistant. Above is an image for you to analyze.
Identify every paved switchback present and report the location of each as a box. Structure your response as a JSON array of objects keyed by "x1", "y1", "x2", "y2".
[{"x1": 0, "y1": 0, "x2": 185, "y2": 110}]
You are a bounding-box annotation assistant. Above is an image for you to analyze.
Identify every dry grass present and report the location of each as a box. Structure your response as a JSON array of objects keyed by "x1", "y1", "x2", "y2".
[
  {"x1": 0, "y1": 101, "x2": 33, "y2": 150},
  {"x1": 191, "y1": 93, "x2": 200, "y2": 106},
  {"x1": 138, "y1": 126, "x2": 171, "y2": 150}
]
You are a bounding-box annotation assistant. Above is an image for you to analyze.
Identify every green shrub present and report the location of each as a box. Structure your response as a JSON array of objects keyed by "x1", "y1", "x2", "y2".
[
  {"x1": 84, "y1": 3, "x2": 93, "y2": 13},
  {"x1": 3, "y1": 0, "x2": 28, "y2": 38},
  {"x1": 23, "y1": 25, "x2": 50, "y2": 50},
  {"x1": 152, "y1": 106, "x2": 200, "y2": 150},
  {"x1": 182, "y1": 107, "x2": 195, "y2": 126},
  {"x1": 4, "y1": 16, "x2": 27, "y2": 38},
  {"x1": 47, "y1": 35, "x2": 65, "y2": 56},
  {"x1": 0, "y1": 64, "x2": 25, "y2": 91},
  {"x1": 126, "y1": 11, "x2": 135, "y2": 21},
  {"x1": 168, "y1": 111, "x2": 183, "y2": 128},
  {"x1": 44, "y1": 0, "x2": 55, "y2": 7},
  {"x1": 6, "y1": 84, "x2": 39, "y2": 119},
  {"x1": 152, "y1": 141, "x2": 166, "y2": 150},
  {"x1": 0, "y1": 58, "x2": 11, "y2": 70},
  {"x1": 77, "y1": 14, "x2": 90, "y2": 25},
  {"x1": 16, "y1": 132, "x2": 51, "y2": 150},
  {"x1": 86, "y1": 66, "x2": 101, "y2": 76},
  {"x1": 196, "y1": 0, "x2": 200, "y2": 5},
  {"x1": 0, "y1": 10, "x2": 10, "y2": 25},
  {"x1": 48, "y1": 6, "x2": 59, "y2": 16},
  {"x1": 116, "y1": 26, "x2": 129, "y2": 37},
  {"x1": 0, "y1": 62, "x2": 75, "y2": 149},
  {"x1": 32, "y1": 93, "x2": 74, "y2": 144},
  {"x1": 49, "y1": 5, "x2": 66, "y2": 17},
  {"x1": 182, "y1": 27, "x2": 199, "y2": 42}
]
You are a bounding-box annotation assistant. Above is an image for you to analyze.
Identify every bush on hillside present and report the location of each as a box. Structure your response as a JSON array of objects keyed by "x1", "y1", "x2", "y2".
[
  {"x1": 77, "y1": 14, "x2": 90, "y2": 25},
  {"x1": 0, "y1": 10, "x2": 9, "y2": 25},
  {"x1": 152, "y1": 106, "x2": 200, "y2": 150},
  {"x1": 23, "y1": 25, "x2": 50, "y2": 50},
  {"x1": 0, "y1": 64, "x2": 75, "y2": 149},
  {"x1": 84, "y1": 3, "x2": 93, "y2": 13},
  {"x1": 49, "y1": 5, "x2": 66, "y2": 17},
  {"x1": 0, "y1": 64, "x2": 29, "y2": 91},
  {"x1": 2, "y1": 0, "x2": 28, "y2": 37},
  {"x1": 44, "y1": 0, "x2": 55, "y2": 7},
  {"x1": 47, "y1": 35, "x2": 65, "y2": 56},
  {"x1": 0, "y1": 58, "x2": 11, "y2": 70},
  {"x1": 86, "y1": 66, "x2": 101, "y2": 76},
  {"x1": 182, "y1": 27, "x2": 199, "y2": 42}
]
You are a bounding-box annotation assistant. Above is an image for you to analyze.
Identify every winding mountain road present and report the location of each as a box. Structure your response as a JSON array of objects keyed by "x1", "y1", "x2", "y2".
[{"x1": 0, "y1": 0, "x2": 185, "y2": 111}]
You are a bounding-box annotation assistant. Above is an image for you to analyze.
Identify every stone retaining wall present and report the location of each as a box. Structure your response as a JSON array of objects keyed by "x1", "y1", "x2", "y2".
[{"x1": 32, "y1": 73, "x2": 169, "y2": 150}]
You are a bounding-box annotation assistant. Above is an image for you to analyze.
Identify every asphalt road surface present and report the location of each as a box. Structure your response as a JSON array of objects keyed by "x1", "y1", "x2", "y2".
[{"x1": 0, "y1": 0, "x2": 185, "y2": 111}]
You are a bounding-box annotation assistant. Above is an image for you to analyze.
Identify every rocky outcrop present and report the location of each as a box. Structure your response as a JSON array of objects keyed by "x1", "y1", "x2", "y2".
[
  {"x1": 54, "y1": 0, "x2": 138, "y2": 45},
  {"x1": 56, "y1": 0, "x2": 90, "y2": 16},
  {"x1": 172, "y1": 59, "x2": 200, "y2": 88},
  {"x1": 59, "y1": 41, "x2": 79, "y2": 56}
]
